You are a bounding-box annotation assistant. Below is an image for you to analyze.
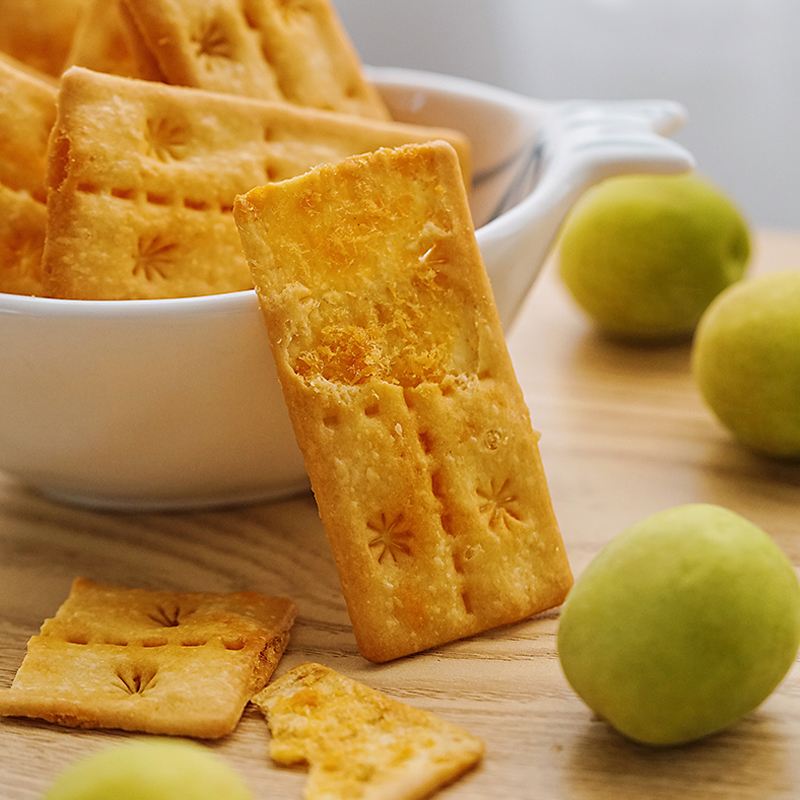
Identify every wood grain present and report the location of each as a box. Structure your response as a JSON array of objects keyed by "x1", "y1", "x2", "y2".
[{"x1": 1, "y1": 230, "x2": 799, "y2": 799}]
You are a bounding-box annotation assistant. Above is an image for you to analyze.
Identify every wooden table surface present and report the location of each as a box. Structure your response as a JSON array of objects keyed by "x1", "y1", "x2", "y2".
[{"x1": 2, "y1": 230, "x2": 799, "y2": 799}]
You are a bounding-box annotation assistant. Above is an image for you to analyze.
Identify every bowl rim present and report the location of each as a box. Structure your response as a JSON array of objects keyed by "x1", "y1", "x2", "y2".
[
  {"x1": 0, "y1": 65, "x2": 543, "y2": 318},
  {"x1": 0, "y1": 283, "x2": 260, "y2": 318},
  {"x1": 366, "y1": 64, "x2": 542, "y2": 117}
]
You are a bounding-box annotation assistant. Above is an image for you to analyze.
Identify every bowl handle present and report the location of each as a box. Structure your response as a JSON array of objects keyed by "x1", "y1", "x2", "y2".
[
  {"x1": 535, "y1": 99, "x2": 695, "y2": 201},
  {"x1": 481, "y1": 99, "x2": 696, "y2": 329}
]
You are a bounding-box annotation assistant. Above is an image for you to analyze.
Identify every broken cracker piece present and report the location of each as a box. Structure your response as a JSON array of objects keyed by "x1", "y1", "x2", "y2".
[
  {"x1": 253, "y1": 662, "x2": 484, "y2": 800},
  {"x1": 234, "y1": 141, "x2": 573, "y2": 663},
  {"x1": 0, "y1": 578, "x2": 297, "y2": 738}
]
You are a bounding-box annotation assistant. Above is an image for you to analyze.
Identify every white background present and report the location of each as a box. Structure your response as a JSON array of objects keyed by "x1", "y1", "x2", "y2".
[{"x1": 334, "y1": 0, "x2": 800, "y2": 231}]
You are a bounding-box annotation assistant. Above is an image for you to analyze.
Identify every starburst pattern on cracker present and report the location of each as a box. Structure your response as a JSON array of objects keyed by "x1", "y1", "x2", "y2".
[
  {"x1": 234, "y1": 141, "x2": 573, "y2": 662},
  {"x1": 42, "y1": 66, "x2": 470, "y2": 300},
  {"x1": 121, "y1": 0, "x2": 389, "y2": 119},
  {"x1": 253, "y1": 662, "x2": 485, "y2": 800},
  {"x1": 0, "y1": 578, "x2": 297, "y2": 738}
]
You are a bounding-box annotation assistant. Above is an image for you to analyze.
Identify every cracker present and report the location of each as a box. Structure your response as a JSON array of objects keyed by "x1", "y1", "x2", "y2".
[
  {"x1": 0, "y1": 578, "x2": 297, "y2": 738},
  {"x1": 234, "y1": 141, "x2": 573, "y2": 662},
  {"x1": 117, "y1": 0, "x2": 170, "y2": 81},
  {"x1": 43, "y1": 66, "x2": 470, "y2": 300},
  {"x1": 121, "y1": 0, "x2": 390, "y2": 119},
  {"x1": 0, "y1": 53, "x2": 57, "y2": 202},
  {"x1": 0, "y1": 0, "x2": 88, "y2": 76},
  {"x1": 0, "y1": 185, "x2": 48, "y2": 295},
  {"x1": 253, "y1": 662, "x2": 484, "y2": 800},
  {"x1": 65, "y1": 0, "x2": 159, "y2": 79},
  {"x1": 0, "y1": 53, "x2": 57, "y2": 295}
]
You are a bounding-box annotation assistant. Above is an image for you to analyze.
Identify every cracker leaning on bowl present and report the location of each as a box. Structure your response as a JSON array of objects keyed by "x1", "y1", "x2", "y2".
[
  {"x1": 234, "y1": 140, "x2": 574, "y2": 663},
  {"x1": 0, "y1": 53, "x2": 57, "y2": 296},
  {"x1": 121, "y1": 0, "x2": 390, "y2": 119},
  {"x1": 254, "y1": 662, "x2": 485, "y2": 800},
  {"x1": 42, "y1": 66, "x2": 470, "y2": 300},
  {"x1": 0, "y1": 578, "x2": 297, "y2": 738}
]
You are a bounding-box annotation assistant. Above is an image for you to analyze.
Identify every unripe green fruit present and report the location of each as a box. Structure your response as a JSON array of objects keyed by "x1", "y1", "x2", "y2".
[
  {"x1": 43, "y1": 738, "x2": 255, "y2": 800},
  {"x1": 559, "y1": 173, "x2": 751, "y2": 342},
  {"x1": 692, "y1": 270, "x2": 800, "y2": 459},
  {"x1": 557, "y1": 504, "x2": 800, "y2": 745}
]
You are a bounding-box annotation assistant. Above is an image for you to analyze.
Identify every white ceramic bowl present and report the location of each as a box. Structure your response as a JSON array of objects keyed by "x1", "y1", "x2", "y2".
[{"x1": 0, "y1": 67, "x2": 694, "y2": 510}]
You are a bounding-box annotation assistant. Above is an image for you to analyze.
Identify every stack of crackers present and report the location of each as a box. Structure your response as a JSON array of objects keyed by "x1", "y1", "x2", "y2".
[{"x1": 0, "y1": 0, "x2": 470, "y2": 298}]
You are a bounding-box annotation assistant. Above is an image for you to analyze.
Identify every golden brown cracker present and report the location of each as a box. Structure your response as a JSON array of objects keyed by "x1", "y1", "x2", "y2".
[
  {"x1": 0, "y1": 52, "x2": 57, "y2": 201},
  {"x1": 0, "y1": 53, "x2": 57, "y2": 295},
  {"x1": 235, "y1": 141, "x2": 573, "y2": 662},
  {"x1": 0, "y1": 185, "x2": 48, "y2": 295},
  {"x1": 43, "y1": 66, "x2": 469, "y2": 300},
  {"x1": 121, "y1": 0, "x2": 390, "y2": 119},
  {"x1": 65, "y1": 0, "x2": 157, "y2": 79},
  {"x1": 0, "y1": 578, "x2": 297, "y2": 738},
  {"x1": 0, "y1": 0, "x2": 89, "y2": 76},
  {"x1": 253, "y1": 662, "x2": 484, "y2": 800},
  {"x1": 117, "y1": 0, "x2": 170, "y2": 81}
]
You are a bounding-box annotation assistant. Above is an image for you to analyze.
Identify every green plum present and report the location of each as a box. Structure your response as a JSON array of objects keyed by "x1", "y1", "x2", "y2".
[
  {"x1": 557, "y1": 504, "x2": 800, "y2": 745},
  {"x1": 43, "y1": 738, "x2": 255, "y2": 800},
  {"x1": 692, "y1": 269, "x2": 800, "y2": 459},
  {"x1": 558, "y1": 173, "x2": 751, "y2": 342}
]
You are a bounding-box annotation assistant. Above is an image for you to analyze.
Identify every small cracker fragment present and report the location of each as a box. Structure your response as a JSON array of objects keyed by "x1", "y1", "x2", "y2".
[
  {"x1": 234, "y1": 141, "x2": 573, "y2": 662},
  {"x1": 253, "y1": 662, "x2": 485, "y2": 800},
  {"x1": 121, "y1": 0, "x2": 390, "y2": 119},
  {"x1": 43, "y1": 66, "x2": 469, "y2": 300},
  {"x1": 0, "y1": 578, "x2": 297, "y2": 738}
]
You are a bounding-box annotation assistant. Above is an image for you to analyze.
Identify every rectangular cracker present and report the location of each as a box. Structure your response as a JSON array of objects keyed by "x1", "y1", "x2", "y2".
[
  {"x1": 0, "y1": 53, "x2": 57, "y2": 295},
  {"x1": 0, "y1": 185, "x2": 48, "y2": 295},
  {"x1": 0, "y1": 577, "x2": 297, "y2": 738},
  {"x1": 65, "y1": 0, "x2": 158, "y2": 79},
  {"x1": 0, "y1": 0, "x2": 88, "y2": 77},
  {"x1": 0, "y1": 52, "x2": 57, "y2": 202},
  {"x1": 43, "y1": 66, "x2": 470, "y2": 300},
  {"x1": 234, "y1": 141, "x2": 574, "y2": 663},
  {"x1": 253, "y1": 662, "x2": 485, "y2": 800},
  {"x1": 121, "y1": 0, "x2": 390, "y2": 119}
]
